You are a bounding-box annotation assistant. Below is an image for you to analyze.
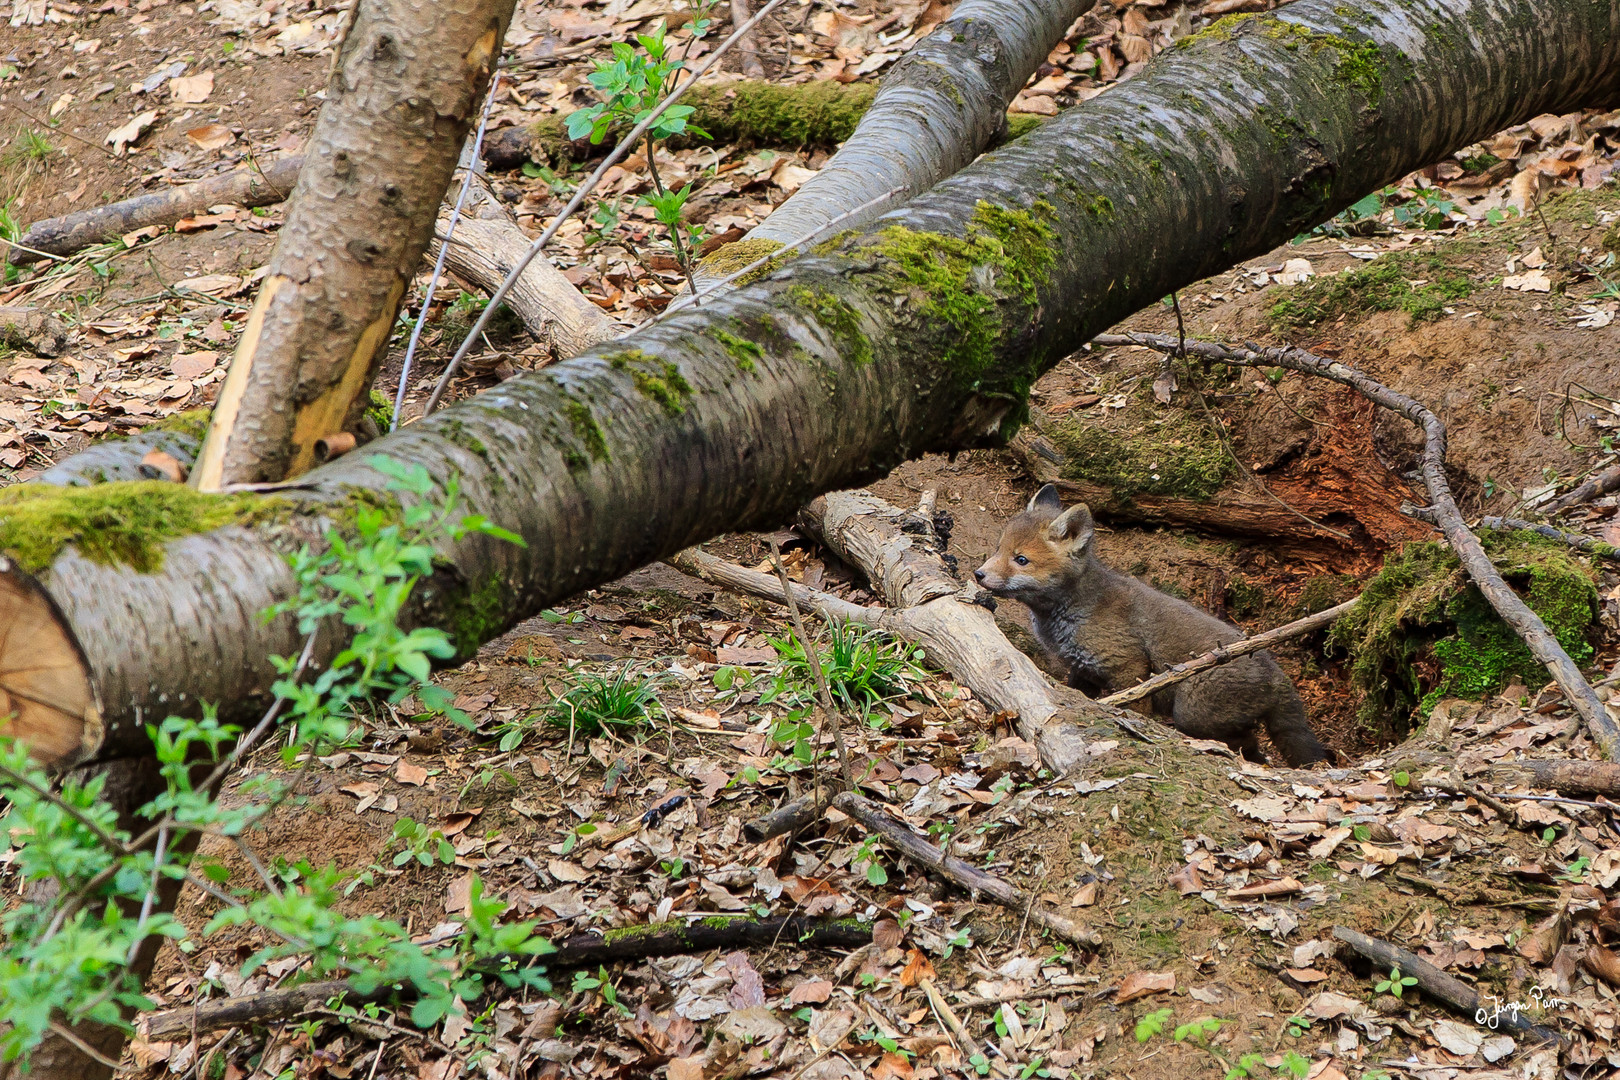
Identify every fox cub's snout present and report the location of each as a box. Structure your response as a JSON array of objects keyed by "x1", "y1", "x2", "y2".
[{"x1": 977, "y1": 484, "x2": 1333, "y2": 768}]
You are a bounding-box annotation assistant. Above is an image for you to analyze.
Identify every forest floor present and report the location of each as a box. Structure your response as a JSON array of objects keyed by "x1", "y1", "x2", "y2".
[{"x1": 3, "y1": 1, "x2": 1620, "y2": 1079}]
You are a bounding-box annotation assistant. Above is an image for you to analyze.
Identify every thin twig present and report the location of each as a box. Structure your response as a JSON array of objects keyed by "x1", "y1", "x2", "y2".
[
  {"x1": 47, "y1": 1022, "x2": 122, "y2": 1069},
  {"x1": 769, "y1": 539, "x2": 854, "y2": 789},
  {"x1": 392, "y1": 73, "x2": 502, "y2": 431},
  {"x1": 125, "y1": 826, "x2": 171, "y2": 965},
  {"x1": 1096, "y1": 331, "x2": 1620, "y2": 760},
  {"x1": 1099, "y1": 597, "x2": 1357, "y2": 708},
  {"x1": 420, "y1": 0, "x2": 792, "y2": 418}
]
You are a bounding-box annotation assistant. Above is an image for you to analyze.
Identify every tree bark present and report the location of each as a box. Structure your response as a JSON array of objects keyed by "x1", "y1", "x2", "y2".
[
  {"x1": 6, "y1": 157, "x2": 302, "y2": 267},
  {"x1": 189, "y1": 0, "x2": 515, "y2": 490},
  {"x1": 687, "y1": 0, "x2": 1094, "y2": 295},
  {"x1": 9, "y1": 0, "x2": 1620, "y2": 769}
]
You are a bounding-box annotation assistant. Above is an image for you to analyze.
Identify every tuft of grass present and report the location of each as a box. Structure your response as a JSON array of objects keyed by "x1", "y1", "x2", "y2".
[
  {"x1": 543, "y1": 666, "x2": 663, "y2": 738},
  {"x1": 6, "y1": 126, "x2": 54, "y2": 165},
  {"x1": 770, "y1": 621, "x2": 926, "y2": 721}
]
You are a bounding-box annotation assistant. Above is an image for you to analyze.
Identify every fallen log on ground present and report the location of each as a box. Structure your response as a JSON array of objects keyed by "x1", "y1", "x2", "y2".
[
  {"x1": 1095, "y1": 331, "x2": 1620, "y2": 760},
  {"x1": 687, "y1": 0, "x2": 1092, "y2": 296},
  {"x1": 139, "y1": 916, "x2": 870, "y2": 1040},
  {"x1": 5, "y1": 157, "x2": 302, "y2": 267},
  {"x1": 427, "y1": 170, "x2": 621, "y2": 361},
  {"x1": 8, "y1": 0, "x2": 1620, "y2": 773}
]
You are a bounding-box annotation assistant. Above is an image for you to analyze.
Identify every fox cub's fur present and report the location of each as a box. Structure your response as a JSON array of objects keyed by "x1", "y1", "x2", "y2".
[{"x1": 975, "y1": 484, "x2": 1332, "y2": 766}]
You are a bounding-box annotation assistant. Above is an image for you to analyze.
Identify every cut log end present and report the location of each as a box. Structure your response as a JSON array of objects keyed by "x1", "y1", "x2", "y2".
[{"x1": 0, "y1": 557, "x2": 103, "y2": 769}]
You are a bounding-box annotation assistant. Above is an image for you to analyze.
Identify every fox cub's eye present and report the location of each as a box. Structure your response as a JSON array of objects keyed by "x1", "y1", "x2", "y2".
[{"x1": 1013, "y1": 555, "x2": 1029, "y2": 566}]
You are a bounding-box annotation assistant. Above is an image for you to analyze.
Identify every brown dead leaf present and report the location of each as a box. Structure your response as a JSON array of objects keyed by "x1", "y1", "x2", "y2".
[
  {"x1": 789, "y1": 978, "x2": 834, "y2": 1005},
  {"x1": 1584, "y1": 943, "x2": 1620, "y2": 987},
  {"x1": 168, "y1": 71, "x2": 213, "y2": 103},
  {"x1": 873, "y1": 918, "x2": 904, "y2": 949},
  {"x1": 185, "y1": 123, "x2": 234, "y2": 151},
  {"x1": 139, "y1": 449, "x2": 186, "y2": 483},
  {"x1": 873, "y1": 1052, "x2": 914, "y2": 1080},
  {"x1": 1116, "y1": 971, "x2": 1175, "y2": 1003},
  {"x1": 170, "y1": 351, "x2": 218, "y2": 379},
  {"x1": 445, "y1": 872, "x2": 474, "y2": 915},
  {"x1": 1285, "y1": 968, "x2": 1328, "y2": 984},
  {"x1": 548, "y1": 859, "x2": 589, "y2": 883},
  {"x1": 1168, "y1": 862, "x2": 1204, "y2": 896},
  {"x1": 395, "y1": 761, "x2": 429, "y2": 787},
  {"x1": 107, "y1": 110, "x2": 157, "y2": 156},
  {"x1": 1228, "y1": 877, "x2": 1302, "y2": 900},
  {"x1": 725, "y1": 951, "x2": 765, "y2": 1008},
  {"x1": 1071, "y1": 881, "x2": 1099, "y2": 907},
  {"x1": 899, "y1": 948, "x2": 935, "y2": 987}
]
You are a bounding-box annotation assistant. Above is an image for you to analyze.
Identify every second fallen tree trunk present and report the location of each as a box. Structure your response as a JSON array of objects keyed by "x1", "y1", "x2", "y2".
[{"x1": 7, "y1": 0, "x2": 1620, "y2": 768}]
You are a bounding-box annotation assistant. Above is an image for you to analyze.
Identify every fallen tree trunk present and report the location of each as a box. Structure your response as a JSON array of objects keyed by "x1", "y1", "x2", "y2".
[
  {"x1": 688, "y1": 0, "x2": 1093, "y2": 295},
  {"x1": 5, "y1": 157, "x2": 302, "y2": 268},
  {"x1": 8, "y1": 0, "x2": 1620, "y2": 769},
  {"x1": 188, "y1": 0, "x2": 516, "y2": 489}
]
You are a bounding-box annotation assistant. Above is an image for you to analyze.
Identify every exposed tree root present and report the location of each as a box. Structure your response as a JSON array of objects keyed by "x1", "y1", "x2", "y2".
[
  {"x1": 1405, "y1": 505, "x2": 1620, "y2": 563},
  {"x1": 1095, "y1": 332, "x2": 1620, "y2": 761}
]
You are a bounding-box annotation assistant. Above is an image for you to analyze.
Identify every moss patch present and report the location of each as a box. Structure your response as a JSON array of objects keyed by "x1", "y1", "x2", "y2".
[
  {"x1": 786, "y1": 285, "x2": 873, "y2": 367},
  {"x1": 0, "y1": 481, "x2": 265, "y2": 574},
  {"x1": 713, "y1": 328, "x2": 763, "y2": 373},
  {"x1": 864, "y1": 200, "x2": 1058, "y2": 419},
  {"x1": 697, "y1": 237, "x2": 785, "y2": 286},
  {"x1": 563, "y1": 399, "x2": 609, "y2": 464},
  {"x1": 1047, "y1": 407, "x2": 1230, "y2": 500},
  {"x1": 609, "y1": 349, "x2": 693, "y2": 416},
  {"x1": 1330, "y1": 533, "x2": 1598, "y2": 729},
  {"x1": 444, "y1": 571, "x2": 509, "y2": 655},
  {"x1": 149, "y1": 407, "x2": 213, "y2": 443},
  {"x1": 1268, "y1": 252, "x2": 1472, "y2": 331},
  {"x1": 366, "y1": 390, "x2": 394, "y2": 432}
]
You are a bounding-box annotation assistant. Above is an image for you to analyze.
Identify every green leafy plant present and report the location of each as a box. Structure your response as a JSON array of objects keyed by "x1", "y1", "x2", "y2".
[
  {"x1": 545, "y1": 665, "x2": 663, "y2": 738},
  {"x1": 1374, "y1": 965, "x2": 1417, "y2": 999},
  {"x1": 1174, "y1": 1017, "x2": 1224, "y2": 1043},
  {"x1": 852, "y1": 834, "x2": 888, "y2": 886},
  {"x1": 391, "y1": 817, "x2": 456, "y2": 868},
  {"x1": 769, "y1": 621, "x2": 926, "y2": 722},
  {"x1": 1135, "y1": 1007, "x2": 1174, "y2": 1042}
]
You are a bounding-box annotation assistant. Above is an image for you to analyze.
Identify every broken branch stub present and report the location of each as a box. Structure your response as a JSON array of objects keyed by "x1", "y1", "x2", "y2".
[
  {"x1": 191, "y1": 0, "x2": 516, "y2": 489},
  {"x1": 0, "y1": 558, "x2": 103, "y2": 769}
]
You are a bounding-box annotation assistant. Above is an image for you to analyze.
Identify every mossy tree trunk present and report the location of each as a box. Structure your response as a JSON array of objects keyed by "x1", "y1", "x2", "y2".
[
  {"x1": 7, "y1": 0, "x2": 1620, "y2": 769},
  {"x1": 687, "y1": 0, "x2": 1094, "y2": 295},
  {"x1": 188, "y1": 0, "x2": 515, "y2": 490}
]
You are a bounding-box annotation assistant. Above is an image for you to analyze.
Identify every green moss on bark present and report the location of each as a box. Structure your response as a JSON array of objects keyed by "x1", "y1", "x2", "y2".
[
  {"x1": 149, "y1": 408, "x2": 213, "y2": 442},
  {"x1": 713, "y1": 329, "x2": 764, "y2": 372},
  {"x1": 786, "y1": 285, "x2": 873, "y2": 366},
  {"x1": 1330, "y1": 533, "x2": 1598, "y2": 729},
  {"x1": 564, "y1": 400, "x2": 610, "y2": 463},
  {"x1": 608, "y1": 350, "x2": 694, "y2": 416},
  {"x1": 0, "y1": 481, "x2": 267, "y2": 573},
  {"x1": 861, "y1": 200, "x2": 1058, "y2": 418},
  {"x1": 1047, "y1": 408, "x2": 1230, "y2": 500},
  {"x1": 697, "y1": 237, "x2": 785, "y2": 286}
]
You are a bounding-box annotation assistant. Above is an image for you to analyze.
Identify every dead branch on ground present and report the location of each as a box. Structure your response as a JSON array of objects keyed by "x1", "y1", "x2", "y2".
[
  {"x1": 7, "y1": 157, "x2": 302, "y2": 266},
  {"x1": 833, "y1": 792, "x2": 1101, "y2": 949},
  {"x1": 141, "y1": 916, "x2": 871, "y2": 1040},
  {"x1": 1095, "y1": 332, "x2": 1620, "y2": 761},
  {"x1": 1332, "y1": 926, "x2": 1561, "y2": 1045},
  {"x1": 1404, "y1": 505, "x2": 1619, "y2": 563},
  {"x1": 1545, "y1": 462, "x2": 1620, "y2": 514}
]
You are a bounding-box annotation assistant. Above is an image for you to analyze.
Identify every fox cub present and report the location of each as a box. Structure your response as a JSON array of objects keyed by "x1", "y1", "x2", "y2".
[{"x1": 975, "y1": 484, "x2": 1332, "y2": 766}]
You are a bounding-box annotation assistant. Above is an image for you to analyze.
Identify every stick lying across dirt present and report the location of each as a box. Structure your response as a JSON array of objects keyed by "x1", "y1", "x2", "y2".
[
  {"x1": 1095, "y1": 332, "x2": 1620, "y2": 761},
  {"x1": 1544, "y1": 462, "x2": 1620, "y2": 515},
  {"x1": 141, "y1": 916, "x2": 871, "y2": 1039},
  {"x1": 833, "y1": 792, "x2": 1102, "y2": 949},
  {"x1": 1332, "y1": 926, "x2": 1561, "y2": 1045},
  {"x1": 1098, "y1": 597, "x2": 1358, "y2": 709},
  {"x1": 8, "y1": 157, "x2": 303, "y2": 266}
]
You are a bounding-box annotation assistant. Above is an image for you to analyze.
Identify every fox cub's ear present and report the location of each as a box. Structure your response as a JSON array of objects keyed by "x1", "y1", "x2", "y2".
[
  {"x1": 1048, "y1": 503, "x2": 1095, "y2": 554},
  {"x1": 1027, "y1": 483, "x2": 1063, "y2": 514}
]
